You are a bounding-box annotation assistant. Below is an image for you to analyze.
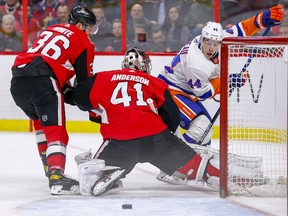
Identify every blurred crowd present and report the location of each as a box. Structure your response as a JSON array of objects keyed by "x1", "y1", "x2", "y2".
[{"x1": 0, "y1": 0, "x2": 288, "y2": 53}]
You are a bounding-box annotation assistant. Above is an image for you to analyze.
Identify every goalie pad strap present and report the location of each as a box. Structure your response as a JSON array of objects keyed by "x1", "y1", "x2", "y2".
[
  {"x1": 206, "y1": 159, "x2": 220, "y2": 177},
  {"x1": 195, "y1": 152, "x2": 213, "y2": 181}
]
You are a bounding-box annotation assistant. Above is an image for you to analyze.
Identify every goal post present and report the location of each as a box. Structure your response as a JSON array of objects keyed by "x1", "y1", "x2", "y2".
[{"x1": 220, "y1": 37, "x2": 288, "y2": 197}]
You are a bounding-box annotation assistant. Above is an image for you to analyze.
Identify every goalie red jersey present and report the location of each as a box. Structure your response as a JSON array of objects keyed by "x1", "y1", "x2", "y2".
[
  {"x1": 12, "y1": 23, "x2": 95, "y2": 86},
  {"x1": 74, "y1": 68, "x2": 179, "y2": 140}
]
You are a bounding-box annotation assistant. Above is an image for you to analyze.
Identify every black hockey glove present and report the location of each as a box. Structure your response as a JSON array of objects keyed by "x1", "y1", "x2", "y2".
[{"x1": 61, "y1": 83, "x2": 76, "y2": 106}]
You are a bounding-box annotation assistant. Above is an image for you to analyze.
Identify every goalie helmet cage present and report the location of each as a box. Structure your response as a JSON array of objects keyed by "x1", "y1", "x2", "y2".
[{"x1": 220, "y1": 37, "x2": 287, "y2": 198}]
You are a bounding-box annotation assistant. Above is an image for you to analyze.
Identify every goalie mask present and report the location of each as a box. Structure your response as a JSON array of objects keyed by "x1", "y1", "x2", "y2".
[{"x1": 121, "y1": 48, "x2": 152, "y2": 74}]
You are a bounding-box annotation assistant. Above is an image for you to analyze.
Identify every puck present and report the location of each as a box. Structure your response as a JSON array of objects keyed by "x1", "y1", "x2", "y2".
[{"x1": 122, "y1": 204, "x2": 132, "y2": 209}]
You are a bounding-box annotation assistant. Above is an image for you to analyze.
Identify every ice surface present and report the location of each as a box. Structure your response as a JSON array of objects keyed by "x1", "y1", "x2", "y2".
[{"x1": 0, "y1": 132, "x2": 286, "y2": 216}]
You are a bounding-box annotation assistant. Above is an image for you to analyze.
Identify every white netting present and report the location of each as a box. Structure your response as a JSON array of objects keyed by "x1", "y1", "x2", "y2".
[{"x1": 226, "y1": 44, "x2": 287, "y2": 197}]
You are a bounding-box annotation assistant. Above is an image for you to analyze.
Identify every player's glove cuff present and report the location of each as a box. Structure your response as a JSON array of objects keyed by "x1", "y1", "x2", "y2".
[{"x1": 254, "y1": 5, "x2": 283, "y2": 28}]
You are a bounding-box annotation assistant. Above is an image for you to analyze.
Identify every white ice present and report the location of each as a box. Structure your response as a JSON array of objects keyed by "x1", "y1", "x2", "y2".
[{"x1": 0, "y1": 132, "x2": 286, "y2": 216}]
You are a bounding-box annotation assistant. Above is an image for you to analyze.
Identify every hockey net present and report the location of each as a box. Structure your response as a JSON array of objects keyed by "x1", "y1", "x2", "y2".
[{"x1": 220, "y1": 37, "x2": 287, "y2": 197}]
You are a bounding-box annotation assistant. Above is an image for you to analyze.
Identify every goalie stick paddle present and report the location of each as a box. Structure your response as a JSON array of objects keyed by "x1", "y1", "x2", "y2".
[{"x1": 197, "y1": 26, "x2": 272, "y2": 145}]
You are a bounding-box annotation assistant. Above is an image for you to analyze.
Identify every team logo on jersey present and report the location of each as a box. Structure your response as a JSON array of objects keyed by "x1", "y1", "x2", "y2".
[
  {"x1": 42, "y1": 115, "x2": 48, "y2": 122},
  {"x1": 211, "y1": 56, "x2": 219, "y2": 64}
]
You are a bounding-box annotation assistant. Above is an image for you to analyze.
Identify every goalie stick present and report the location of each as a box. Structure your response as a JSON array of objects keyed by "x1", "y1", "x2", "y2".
[
  {"x1": 197, "y1": 26, "x2": 272, "y2": 145},
  {"x1": 147, "y1": 98, "x2": 157, "y2": 114}
]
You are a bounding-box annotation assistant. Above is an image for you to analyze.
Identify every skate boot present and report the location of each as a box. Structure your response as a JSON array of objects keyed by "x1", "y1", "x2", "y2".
[
  {"x1": 49, "y1": 169, "x2": 80, "y2": 195},
  {"x1": 41, "y1": 152, "x2": 50, "y2": 177},
  {"x1": 91, "y1": 168, "x2": 125, "y2": 196}
]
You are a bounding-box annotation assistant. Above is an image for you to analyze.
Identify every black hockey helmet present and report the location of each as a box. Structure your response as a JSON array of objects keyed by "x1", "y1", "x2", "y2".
[{"x1": 68, "y1": 5, "x2": 98, "y2": 33}]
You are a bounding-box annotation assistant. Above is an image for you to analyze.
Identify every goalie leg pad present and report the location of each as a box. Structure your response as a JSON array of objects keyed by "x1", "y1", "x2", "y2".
[
  {"x1": 157, "y1": 146, "x2": 264, "y2": 189},
  {"x1": 179, "y1": 151, "x2": 220, "y2": 188},
  {"x1": 178, "y1": 154, "x2": 203, "y2": 180},
  {"x1": 156, "y1": 153, "x2": 220, "y2": 187},
  {"x1": 91, "y1": 168, "x2": 125, "y2": 196},
  {"x1": 78, "y1": 159, "x2": 105, "y2": 195},
  {"x1": 74, "y1": 150, "x2": 92, "y2": 166},
  {"x1": 156, "y1": 171, "x2": 188, "y2": 185},
  {"x1": 204, "y1": 154, "x2": 220, "y2": 188},
  {"x1": 183, "y1": 114, "x2": 213, "y2": 146}
]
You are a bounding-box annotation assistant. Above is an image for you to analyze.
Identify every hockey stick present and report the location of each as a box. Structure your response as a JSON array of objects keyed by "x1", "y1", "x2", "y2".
[
  {"x1": 197, "y1": 26, "x2": 271, "y2": 145},
  {"x1": 147, "y1": 98, "x2": 158, "y2": 114}
]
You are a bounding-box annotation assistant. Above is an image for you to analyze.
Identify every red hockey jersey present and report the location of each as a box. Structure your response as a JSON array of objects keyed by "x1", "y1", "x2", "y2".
[
  {"x1": 12, "y1": 23, "x2": 95, "y2": 86},
  {"x1": 77, "y1": 68, "x2": 171, "y2": 140}
]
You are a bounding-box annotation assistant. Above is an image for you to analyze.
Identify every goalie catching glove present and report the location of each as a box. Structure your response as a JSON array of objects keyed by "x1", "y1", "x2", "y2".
[
  {"x1": 229, "y1": 71, "x2": 249, "y2": 89},
  {"x1": 254, "y1": 5, "x2": 283, "y2": 29}
]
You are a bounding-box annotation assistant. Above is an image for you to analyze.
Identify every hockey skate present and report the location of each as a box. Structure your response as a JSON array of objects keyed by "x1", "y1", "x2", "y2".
[
  {"x1": 41, "y1": 152, "x2": 50, "y2": 177},
  {"x1": 49, "y1": 169, "x2": 80, "y2": 195},
  {"x1": 90, "y1": 168, "x2": 125, "y2": 196}
]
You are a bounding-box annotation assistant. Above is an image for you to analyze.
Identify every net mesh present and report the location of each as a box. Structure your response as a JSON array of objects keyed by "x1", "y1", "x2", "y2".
[{"x1": 226, "y1": 44, "x2": 287, "y2": 197}]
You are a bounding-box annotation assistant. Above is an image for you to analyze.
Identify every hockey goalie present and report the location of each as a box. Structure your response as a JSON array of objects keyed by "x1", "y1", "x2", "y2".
[{"x1": 74, "y1": 143, "x2": 285, "y2": 196}]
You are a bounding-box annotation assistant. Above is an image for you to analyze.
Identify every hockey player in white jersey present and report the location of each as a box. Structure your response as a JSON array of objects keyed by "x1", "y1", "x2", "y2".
[{"x1": 158, "y1": 5, "x2": 283, "y2": 146}]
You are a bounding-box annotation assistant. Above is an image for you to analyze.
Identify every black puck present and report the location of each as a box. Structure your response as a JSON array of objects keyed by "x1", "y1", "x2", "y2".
[{"x1": 122, "y1": 204, "x2": 132, "y2": 209}]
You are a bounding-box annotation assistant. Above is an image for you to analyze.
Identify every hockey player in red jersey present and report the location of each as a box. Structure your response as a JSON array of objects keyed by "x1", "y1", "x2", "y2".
[
  {"x1": 72, "y1": 48, "x2": 221, "y2": 196},
  {"x1": 10, "y1": 5, "x2": 98, "y2": 195}
]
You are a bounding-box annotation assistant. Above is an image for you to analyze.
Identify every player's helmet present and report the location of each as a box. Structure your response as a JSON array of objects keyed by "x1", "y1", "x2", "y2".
[
  {"x1": 121, "y1": 48, "x2": 152, "y2": 74},
  {"x1": 201, "y1": 21, "x2": 223, "y2": 42},
  {"x1": 68, "y1": 5, "x2": 97, "y2": 32}
]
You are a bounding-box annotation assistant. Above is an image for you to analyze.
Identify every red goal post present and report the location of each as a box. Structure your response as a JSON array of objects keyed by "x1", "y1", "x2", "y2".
[{"x1": 220, "y1": 37, "x2": 288, "y2": 197}]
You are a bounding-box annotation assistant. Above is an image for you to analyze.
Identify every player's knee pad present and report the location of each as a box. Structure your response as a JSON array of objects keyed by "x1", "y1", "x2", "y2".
[{"x1": 182, "y1": 114, "x2": 213, "y2": 145}]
